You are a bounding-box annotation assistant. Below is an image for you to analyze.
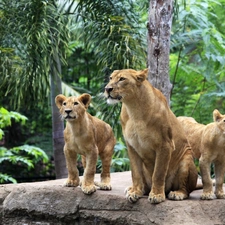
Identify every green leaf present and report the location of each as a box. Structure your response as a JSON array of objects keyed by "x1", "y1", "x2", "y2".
[
  {"x1": 11, "y1": 145, "x2": 49, "y2": 163},
  {"x1": 0, "y1": 173, "x2": 17, "y2": 184}
]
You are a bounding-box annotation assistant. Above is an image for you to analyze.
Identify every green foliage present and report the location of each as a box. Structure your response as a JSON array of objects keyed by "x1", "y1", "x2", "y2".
[
  {"x1": 72, "y1": 0, "x2": 147, "y2": 71},
  {"x1": 170, "y1": 0, "x2": 225, "y2": 180},
  {"x1": 0, "y1": 174, "x2": 17, "y2": 184},
  {"x1": 0, "y1": 0, "x2": 70, "y2": 108},
  {"x1": 170, "y1": 0, "x2": 225, "y2": 124},
  {"x1": 0, "y1": 145, "x2": 48, "y2": 169},
  {"x1": 0, "y1": 107, "x2": 27, "y2": 139},
  {"x1": 110, "y1": 141, "x2": 130, "y2": 172},
  {"x1": 0, "y1": 107, "x2": 49, "y2": 184},
  {"x1": 96, "y1": 140, "x2": 130, "y2": 173},
  {"x1": 62, "y1": 0, "x2": 148, "y2": 144},
  {"x1": 1, "y1": 0, "x2": 225, "y2": 176},
  {"x1": 0, "y1": 147, "x2": 33, "y2": 168}
]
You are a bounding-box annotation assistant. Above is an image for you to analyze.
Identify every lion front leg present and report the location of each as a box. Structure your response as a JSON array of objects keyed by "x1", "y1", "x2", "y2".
[
  {"x1": 149, "y1": 144, "x2": 172, "y2": 204},
  {"x1": 199, "y1": 156, "x2": 214, "y2": 200},
  {"x1": 80, "y1": 149, "x2": 98, "y2": 195},
  {"x1": 125, "y1": 145, "x2": 146, "y2": 203},
  {"x1": 64, "y1": 147, "x2": 80, "y2": 187},
  {"x1": 214, "y1": 161, "x2": 225, "y2": 199}
]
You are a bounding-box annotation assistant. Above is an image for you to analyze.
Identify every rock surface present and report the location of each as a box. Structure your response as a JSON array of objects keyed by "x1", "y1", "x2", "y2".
[{"x1": 0, "y1": 171, "x2": 225, "y2": 225}]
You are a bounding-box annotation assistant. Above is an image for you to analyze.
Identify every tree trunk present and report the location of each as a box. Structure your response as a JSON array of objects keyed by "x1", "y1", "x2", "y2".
[
  {"x1": 147, "y1": 0, "x2": 173, "y2": 103},
  {"x1": 50, "y1": 53, "x2": 68, "y2": 179}
]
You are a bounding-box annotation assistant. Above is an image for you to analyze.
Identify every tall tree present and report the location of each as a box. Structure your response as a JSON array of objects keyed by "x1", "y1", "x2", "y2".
[
  {"x1": 0, "y1": 0, "x2": 69, "y2": 178},
  {"x1": 50, "y1": 51, "x2": 68, "y2": 179},
  {"x1": 147, "y1": 0, "x2": 174, "y2": 102}
]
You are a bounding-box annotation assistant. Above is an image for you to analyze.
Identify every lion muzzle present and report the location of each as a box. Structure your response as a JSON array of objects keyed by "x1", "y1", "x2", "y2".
[{"x1": 104, "y1": 86, "x2": 122, "y2": 104}]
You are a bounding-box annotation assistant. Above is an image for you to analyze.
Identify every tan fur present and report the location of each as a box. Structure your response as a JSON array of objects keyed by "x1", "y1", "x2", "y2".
[
  {"x1": 55, "y1": 94, "x2": 116, "y2": 194},
  {"x1": 104, "y1": 69, "x2": 198, "y2": 204},
  {"x1": 178, "y1": 109, "x2": 225, "y2": 200}
]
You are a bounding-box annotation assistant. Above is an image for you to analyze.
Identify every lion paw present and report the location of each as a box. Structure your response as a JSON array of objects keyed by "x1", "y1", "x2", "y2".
[
  {"x1": 148, "y1": 192, "x2": 165, "y2": 204},
  {"x1": 63, "y1": 179, "x2": 79, "y2": 187},
  {"x1": 81, "y1": 184, "x2": 96, "y2": 195},
  {"x1": 216, "y1": 192, "x2": 225, "y2": 199},
  {"x1": 125, "y1": 186, "x2": 142, "y2": 203},
  {"x1": 94, "y1": 181, "x2": 112, "y2": 190},
  {"x1": 201, "y1": 191, "x2": 215, "y2": 200},
  {"x1": 168, "y1": 191, "x2": 187, "y2": 201}
]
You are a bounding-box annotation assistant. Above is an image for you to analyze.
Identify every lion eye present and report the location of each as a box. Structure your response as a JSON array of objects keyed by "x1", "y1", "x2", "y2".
[
  {"x1": 74, "y1": 102, "x2": 79, "y2": 105},
  {"x1": 63, "y1": 102, "x2": 66, "y2": 106},
  {"x1": 119, "y1": 77, "x2": 125, "y2": 81}
]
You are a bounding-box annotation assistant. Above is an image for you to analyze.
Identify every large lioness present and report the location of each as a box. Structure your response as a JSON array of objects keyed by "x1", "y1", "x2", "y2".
[
  {"x1": 55, "y1": 94, "x2": 116, "y2": 194},
  {"x1": 178, "y1": 109, "x2": 225, "y2": 200},
  {"x1": 104, "y1": 68, "x2": 198, "y2": 204}
]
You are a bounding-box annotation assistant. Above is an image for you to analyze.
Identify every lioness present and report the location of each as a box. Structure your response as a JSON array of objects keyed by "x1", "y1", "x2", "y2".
[
  {"x1": 55, "y1": 94, "x2": 116, "y2": 194},
  {"x1": 104, "y1": 69, "x2": 198, "y2": 204},
  {"x1": 178, "y1": 109, "x2": 225, "y2": 200}
]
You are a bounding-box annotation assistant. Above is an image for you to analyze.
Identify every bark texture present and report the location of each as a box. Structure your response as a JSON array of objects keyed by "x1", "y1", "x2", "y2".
[
  {"x1": 147, "y1": 0, "x2": 173, "y2": 103},
  {"x1": 50, "y1": 53, "x2": 68, "y2": 179}
]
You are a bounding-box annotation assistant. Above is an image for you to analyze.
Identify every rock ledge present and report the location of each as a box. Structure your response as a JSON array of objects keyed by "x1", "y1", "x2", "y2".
[{"x1": 0, "y1": 171, "x2": 225, "y2": 225}]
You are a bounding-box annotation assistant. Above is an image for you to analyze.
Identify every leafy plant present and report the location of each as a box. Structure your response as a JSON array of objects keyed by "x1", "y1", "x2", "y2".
[
  {"x1": 110, "y1": 140, "x2": 130, "y2": 172},
  {"x1": 96, "y1": 139, "x2": 130, "y2": 173},
  {"x1": 0, "y1": 107, "x2": 27, "y2": 140},
  {"x1": 170, "y1": 0, "x2": 225, "y2": 123},
  {"x1": 0, "y1": 107, "x2": 49, "y2": 184}
]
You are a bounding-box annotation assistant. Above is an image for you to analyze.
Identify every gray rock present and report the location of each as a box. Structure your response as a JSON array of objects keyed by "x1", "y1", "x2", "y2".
[{"x1": 0, "y1": 171, "x2": 225, "y2": 225}]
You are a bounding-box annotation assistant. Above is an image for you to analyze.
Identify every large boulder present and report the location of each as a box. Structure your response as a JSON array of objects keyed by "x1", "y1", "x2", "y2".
[{"x1": 0, "y1": 171, "x2": 225, "y2": 225}]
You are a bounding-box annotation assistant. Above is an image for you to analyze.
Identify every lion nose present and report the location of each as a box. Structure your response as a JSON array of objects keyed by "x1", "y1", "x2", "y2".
[
  {"x1": 105, "y1": 87, "x2": 113, "y2": 93},
  {"x1": 65, "y1": 109, "x2": 72, "y2": 114}
]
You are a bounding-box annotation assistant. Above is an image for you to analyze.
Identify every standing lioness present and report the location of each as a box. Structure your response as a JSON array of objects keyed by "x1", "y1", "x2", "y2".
[
  {"x1": 55, "y1": 94, "x2": 116, "y2": 194},
  {"x1": 104, "y1": 69, "x2": 198, "y2": 204},
  {"x1": 178, "y1": 110, "x2": 225, "y2": 200}
]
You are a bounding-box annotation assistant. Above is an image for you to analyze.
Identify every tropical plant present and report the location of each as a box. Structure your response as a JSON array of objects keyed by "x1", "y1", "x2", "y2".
[
  {"x1": 0, "y1": 107, "x2": 27, "y2": 140},
  {"x1": 0, "y1": 107, "x2": 49, "y2": 183},
  {"x1": 169, "y1": 0, "x2": 225, "y2": 178},
  {"x1": 0, "y1": 0, "x2": 148, "y2": 177},
  {"x1": 62, "y1": 0, "x2": 147, "y2": 139},
  {"x1": 0, "y1": 145, "x2": 49, "y2": 184},
  {"x1": 0, "y1": 0, "x2": 71, "y2": 178},
  {"x1": 1, "y1": 0, "x2": 224, "y2": 179},
  {"x1": 71, "y1": 0, "x2": 147, "y2": 71},
  {"x1": 110, "y1": 140, "x2": 130, "y2": 172},
  {"x1": 170, "y1": 0, "x2": 225, "y2": 123}
]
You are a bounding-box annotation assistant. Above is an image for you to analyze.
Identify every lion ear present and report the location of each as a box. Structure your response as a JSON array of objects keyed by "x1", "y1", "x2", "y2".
[
  {"x1": 55, "y1": 94, "x2": 67, "y2": 109},
  {"x1": 136, "y1": 69, "x2": 148, "y2": 84},
  {"x1": 79, "y1": 93, "x2": 91, "y2": 109},
  {"x1": 213, "y1": 109, "x2": 222, "y2": 122}
]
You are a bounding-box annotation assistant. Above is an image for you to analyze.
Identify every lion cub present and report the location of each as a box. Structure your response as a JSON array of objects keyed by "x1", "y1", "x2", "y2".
[
  {"x1": 178, "y1": 109, "x2": 225, "y2": 200},
  {"x1": 55, "y1": 94, "x2": 116, "y2": 194}
]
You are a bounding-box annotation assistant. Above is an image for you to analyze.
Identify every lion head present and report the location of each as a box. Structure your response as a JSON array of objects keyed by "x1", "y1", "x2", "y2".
[
  {"x1": 55, "y1": 93, "x2": 91, "y2": 121},
  {"x1": 213, "y1": 109, "x2": 225, "y2": 132},
  {"x1": 104, "y1": 69, "x2": 148, "y2": 105}
]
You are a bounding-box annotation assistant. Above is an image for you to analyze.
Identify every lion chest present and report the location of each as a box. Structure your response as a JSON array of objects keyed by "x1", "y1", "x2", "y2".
[
  {"x1": 123, "y1": 120, "x2": 157, "y2": 153},
  {"x1": 64, "y1": 126, "x2": 97, "y2": 155},
  {"x1": 199, "y1": 127, "x2": 225, "y2": 161}
]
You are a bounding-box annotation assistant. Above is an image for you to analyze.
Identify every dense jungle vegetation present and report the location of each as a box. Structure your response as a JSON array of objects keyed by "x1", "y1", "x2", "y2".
[{"x1": 0, "y1": 0, "x2": 224, "y2": 183}]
